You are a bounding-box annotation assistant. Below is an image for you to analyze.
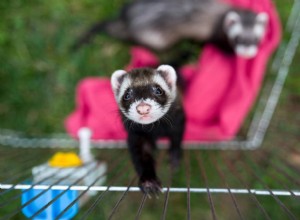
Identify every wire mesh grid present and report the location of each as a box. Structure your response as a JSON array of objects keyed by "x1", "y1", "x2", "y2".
[
  {"x1": 1, "y1": 146, "x2": 300, "y2": 219},
  {"x1": 1, "y1": 0, "x2": 300, "y2": 219}
]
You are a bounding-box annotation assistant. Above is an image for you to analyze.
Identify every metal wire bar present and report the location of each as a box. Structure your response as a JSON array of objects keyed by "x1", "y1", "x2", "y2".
[
  {"x1": 161, "y1": 164, "x2": 173, "y2": 220},
  {"x1": 79, "y1": 161, "x2": 132, "y2": 220},
  {"x1": 183, "y1": 151, "x2": 191, "y2": 220},
  {"x1": 0, "y1": 158, "x2": 51, "y2": 197},
  {"x1": 135, "y1": 194, "x2": 147, "y2": 220},
  {"x1": 277, "y1": 154, "x2": 300, "y2": 178},
  {"x1": 0, "y1": 160, "x2": 42, "y2": 185},
  {"x1": 254, "y1": 151, "x2": 300, "y2": 194},
  {"x1": 0, "y1": 167, "x2": 35, "y2": 191},
  {"x1": 287, "y1": 0, "x2": 300, "y2": 31},
  {"x1": 107, "y1": 177, "x2": 137, "y2": 220},
  {"x1": 0, "y1": 167, "x2": 62, "y2": 208},
  {"x1": 28, "y1": 162, "x2": 101, "y2": 220},
  {"x1": 271, "y1": 0, "x2": 299, "y2": 72},
  {"x1": 250, "y1": 151, "x2": 300, "y2": 199},
  {"x1": 161, "y1": 186, "x2": 170, "y2": 220},
  {"x1": 211, "y1": 154, "x2": 244, "y2": 220},
  {"x1": 267, "y1": 169, "x2": 300, "y2": 200},
  {"x1": 55, "y1": 157, "x2": 129, "y2": 220},
  {"x1": 241, "y1": 152, "x2": 297, "y2": 220},
  {"x1": 55, "y1": 173, "x2": 116, "y2": 220},
  {"x1": 0, "y1": 149, "x2": 28, "y2": 164},
  {"x1": 0, "y1": 162, "x2": 97, "y2": 220},
  {"x1": 270, "y1": 159, "x2": 300, "y2": 188},
  {"x1": 0, "y1": 150, "x2": 48, "y2": 181},
  {"x1": 220, "y1": 152, "x2": 272, "y2": 220},
  {"x1": 0, "y1": 149, "x2": 69, "y2": 188},
  {"x1": 1, "y1": 183, "x2": 300, "y2": 195},
  {"x1": 249, "y1": 8, "x2": 300, "y2": 148},
  {"x1": 196, "y1": 152, "x2": 218, "y2": 220}
]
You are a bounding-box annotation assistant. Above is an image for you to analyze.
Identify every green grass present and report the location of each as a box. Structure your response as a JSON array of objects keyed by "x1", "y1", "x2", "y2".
[
  {"x1": 0, "y1": 0, "x2": 300, "y2": 219},
  {"x1": 0, "y1": 0, "x2": 298, "y2": 135},
  {"x1": 0, "y1": 0, "x2": 130, "y2": 134}
]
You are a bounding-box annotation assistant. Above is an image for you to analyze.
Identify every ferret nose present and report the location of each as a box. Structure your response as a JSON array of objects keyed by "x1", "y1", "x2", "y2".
[{"x1": 136, "y1": 103, "x2": 151, "y2": 115}]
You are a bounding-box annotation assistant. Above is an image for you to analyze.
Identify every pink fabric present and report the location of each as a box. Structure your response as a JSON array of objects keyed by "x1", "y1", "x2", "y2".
[{"x1": 65, "y1": 0, "x2": 281, "y2": 142}]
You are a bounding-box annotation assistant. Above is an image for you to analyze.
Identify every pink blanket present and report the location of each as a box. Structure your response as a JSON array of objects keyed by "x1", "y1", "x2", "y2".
[{"x1": 65, "y1": 0, "x2": 281, "y2": 142}]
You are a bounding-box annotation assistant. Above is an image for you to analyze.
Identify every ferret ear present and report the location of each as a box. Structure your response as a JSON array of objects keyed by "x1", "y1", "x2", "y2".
[
  {"x1": 256, "y1": 12, "x2": 269, "y2": 26},
  {"x1": 111, "y1": 70, "x2": 127, "y2": 93},
  {"x1": 157, "y1": 65, "x2": 177, "y2": 88},
  {"x1": 224, "y1": 11, "x2": 240, "y2": 29}
]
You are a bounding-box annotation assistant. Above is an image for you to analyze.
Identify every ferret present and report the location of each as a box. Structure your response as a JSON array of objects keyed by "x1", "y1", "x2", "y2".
[
  {"x1": 111, "y1": 65, "x2": 185, "y2": 195},
  {"x1": 73, "y1": 0, "x2": 268, "y2": 58}
]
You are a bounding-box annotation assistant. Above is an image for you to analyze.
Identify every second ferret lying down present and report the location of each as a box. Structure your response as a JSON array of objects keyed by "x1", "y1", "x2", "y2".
[{"x1": 74, "y1": 0, "x2": 268, "y2": 58}]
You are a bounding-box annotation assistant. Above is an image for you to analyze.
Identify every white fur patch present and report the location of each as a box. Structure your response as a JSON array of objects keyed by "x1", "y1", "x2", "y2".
[
  {"x1": 111, "y1": 70, "x2": 127, "y2": 94},
  {"x1": 224, "y1": 11, "x2": 241, "y2": 38},
  {"x1": 117, "y1": 77, "x2": 132, "y2": 103},
  {"x1": 256, "y1": 12, "x2": 268, "y2": 25},
  {"x1": 153, "y1": 74, "x2": 170, "y2": 92},
  {"x1": 125, "y1": 98, "x2": 171, "y2": 124},
  {"x1": 227, "y1": 23, "x2": 243, "y2": 39},
  {"x1": 157, "y1": 65, "x2": 177, "y2": 87},
  {"x1": 138, "y1": 31, "x2": 167, "y2": 50},
  {"x1": 254, "y1": 12, "x2": 268, "y2": 38},
  {"x1": 235, "y1": 45, "x2": 258, "y2": 58},
  {"x1": 156, "y1": 65, "x2": 177, "y2": 100},
  {"x1": 253, "y1": 24, "x2": 266, "y2": 38},
  {"x1": 225, "y1": 11, "x2": 240, "y2": 25}
]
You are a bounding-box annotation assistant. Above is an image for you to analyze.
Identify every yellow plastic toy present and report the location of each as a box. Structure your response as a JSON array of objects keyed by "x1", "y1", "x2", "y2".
[{"x1": 48, "y1": 152, "x2": 83, "y2": 167}]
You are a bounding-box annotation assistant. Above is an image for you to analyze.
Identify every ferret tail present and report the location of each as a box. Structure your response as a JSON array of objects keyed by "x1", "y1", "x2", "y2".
[{"x1": 71, "y1": 19, "x2": 129, "y2": 51}]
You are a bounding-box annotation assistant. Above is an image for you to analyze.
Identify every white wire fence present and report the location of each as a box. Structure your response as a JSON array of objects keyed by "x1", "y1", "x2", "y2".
[{"x1": 0, "y1": 147, "x2": 300, "y2": 219}]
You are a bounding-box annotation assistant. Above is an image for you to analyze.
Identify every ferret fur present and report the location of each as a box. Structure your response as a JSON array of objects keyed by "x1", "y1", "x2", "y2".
[
  {"x1": 111, "y1": 65, "x2": 185, "y2": 195},
  {"x1": 73, "y1": 0, "x2": 268, "y2": 58}
]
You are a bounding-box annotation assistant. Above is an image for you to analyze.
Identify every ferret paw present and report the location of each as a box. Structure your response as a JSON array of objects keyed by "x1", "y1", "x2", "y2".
[{"x1": 139, "y1": 179, "x2": 162, "y2": 198}]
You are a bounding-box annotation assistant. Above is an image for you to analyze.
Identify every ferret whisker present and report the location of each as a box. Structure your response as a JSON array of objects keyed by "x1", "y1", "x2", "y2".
[
  {"x1": 148, "y1": 123, "x2": 155, "y2": 132},
  {"x1": 162, "y1": 115, "x2": 174, "y2": 128},
  {"x1": 130, "y1": 120, "x2": 136, "y2": 130}
]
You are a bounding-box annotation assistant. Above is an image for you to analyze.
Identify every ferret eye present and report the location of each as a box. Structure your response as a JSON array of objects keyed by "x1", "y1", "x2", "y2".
[
  {"x1": 123, "y1": 89, "x2": 133, "y2": 101},
  {"x1": 152, "y1": 86, "x2": 163, "y2": 96}
]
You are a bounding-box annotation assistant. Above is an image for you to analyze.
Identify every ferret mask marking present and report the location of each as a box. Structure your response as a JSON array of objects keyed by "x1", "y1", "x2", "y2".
[
  {"x1": 224, "y1": 11, "x2": 268, "y2": 58},
  {"x1": 111, "y1": 65, "x2": 177, "y2": 124}
]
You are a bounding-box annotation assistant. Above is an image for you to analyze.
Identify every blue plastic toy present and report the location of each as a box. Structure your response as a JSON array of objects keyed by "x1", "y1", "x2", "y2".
[{"x1": 22, "y1": 186, "x2": 79, "y2": 220}]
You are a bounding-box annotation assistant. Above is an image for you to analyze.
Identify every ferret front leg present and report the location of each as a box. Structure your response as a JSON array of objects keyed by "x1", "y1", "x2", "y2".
[
  {"x1": 169, "y1": 112, "x2": 185, "y2": 169},
  {"x1": 169, "y1": 131, "x2": 184, "y2": 170},
  {"x1": 127, "y1": 134, "x2": 162, "y2": 196}
]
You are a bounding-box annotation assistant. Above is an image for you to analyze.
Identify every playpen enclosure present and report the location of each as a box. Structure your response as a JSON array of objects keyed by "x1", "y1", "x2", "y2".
[{"x1": 0, "y1": 0, "x2": 300, "y2": 219}]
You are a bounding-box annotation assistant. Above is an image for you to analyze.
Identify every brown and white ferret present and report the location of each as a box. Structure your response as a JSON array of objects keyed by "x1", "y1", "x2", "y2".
[
  {"x1": 111, "y1": 65, "x2": 185, "y2": 195},
  {"x1": 74, "y1": 0, "x2": 268, "y2": 58}
]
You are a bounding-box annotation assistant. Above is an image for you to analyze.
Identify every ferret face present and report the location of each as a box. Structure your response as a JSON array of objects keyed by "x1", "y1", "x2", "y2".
[
  {"x1": 224, "y1": 11, "x2": 268, "y2": 58},
  {"x1": 111, "y1": 65, "x2": 177, "y2": 124}
]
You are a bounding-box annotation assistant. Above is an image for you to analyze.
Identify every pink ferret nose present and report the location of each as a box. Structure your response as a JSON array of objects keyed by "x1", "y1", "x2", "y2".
[{"x1": 136, "y1": 103, "x2": 151, "y2": 115}]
